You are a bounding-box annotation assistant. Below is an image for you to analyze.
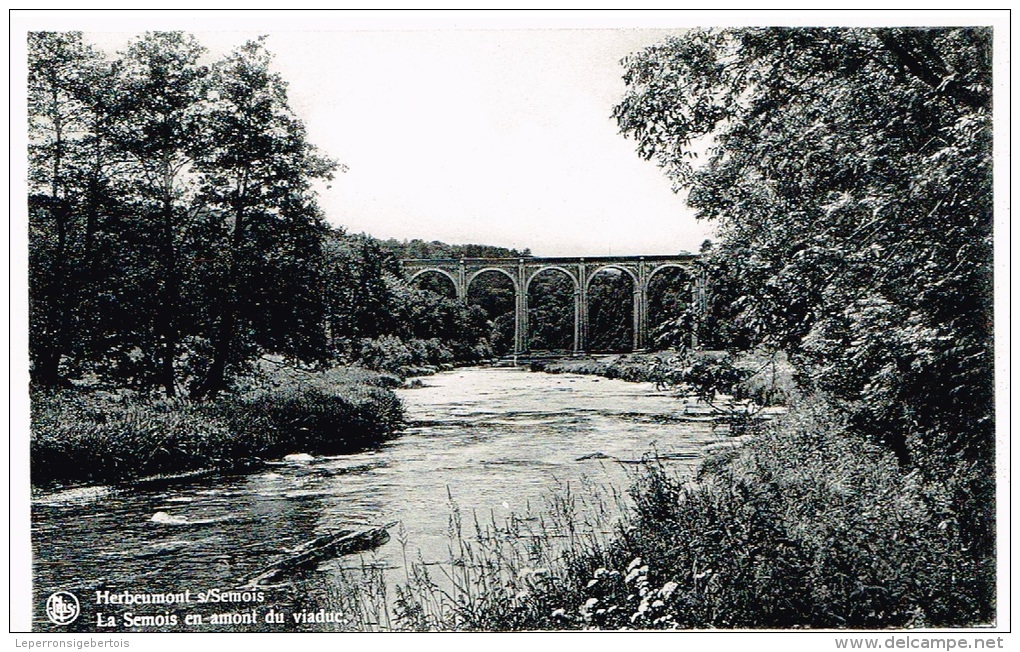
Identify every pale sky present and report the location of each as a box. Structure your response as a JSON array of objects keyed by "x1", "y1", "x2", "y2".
[
  {"x1": 79, "y1": 25, "x2": 715, "y2": 257},
  {"x1": 11, "y1": 10, "x2": 1010, "y2": 635},
  {"x1": 22, "y1": 10, "x2": 1002, "y2": 258}
]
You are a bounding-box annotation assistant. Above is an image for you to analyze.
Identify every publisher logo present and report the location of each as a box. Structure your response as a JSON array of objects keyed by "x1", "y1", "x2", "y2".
[{"x1": 45, "y1": 591, "x2": 80, "y2": 625}]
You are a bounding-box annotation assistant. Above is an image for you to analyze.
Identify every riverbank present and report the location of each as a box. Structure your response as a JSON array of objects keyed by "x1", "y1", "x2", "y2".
[
  {"x1": 32, "y1": 365, "x2": 723, "y2": 633},
  {"x1": 30, "y1": 363, "x2": 404, "y2": 487},
  {"x1": 533, "y1": 350, "x2": 795, "y2": 430},
  {"x1": 531, "y1": 351, "x2": 688, "y2": 384},
  {"x1": 317, "y1": 394, "x2": 993, "y2": 630},
  {"x1": 297, "y1": 358, "x2": 993, "y2": 630}
]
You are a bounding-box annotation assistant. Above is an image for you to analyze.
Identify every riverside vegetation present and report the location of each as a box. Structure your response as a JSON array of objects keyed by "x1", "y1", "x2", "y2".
[
  {"x1": 28, "y1": 33, "x2": 523, "y2": 486},
  {"x1": 30, "y1": 363, "x2": 403, "y2": 486},
  {"x1": 309, "y1": 396, "x2": 988, "y2": 630},
  {"x1": 29, "y1": 27, "x2": 994, "y2": 629},
  {"x1": 302, "y1": 27, "x2": 994, "y2": 629},
  {"x1": 27, "y1": 31, "x2": 682, "y2": 487}
]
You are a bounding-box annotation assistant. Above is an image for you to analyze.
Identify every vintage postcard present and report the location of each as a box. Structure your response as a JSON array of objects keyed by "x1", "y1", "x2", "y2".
[{"x1": 9, "y1": 9, "x2": 1011, "y2": 647}]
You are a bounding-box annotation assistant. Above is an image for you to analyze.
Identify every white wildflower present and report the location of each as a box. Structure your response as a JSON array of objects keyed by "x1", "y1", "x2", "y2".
[{"x1": 625, "y1": 565, "x2": 649, "y2": 584}]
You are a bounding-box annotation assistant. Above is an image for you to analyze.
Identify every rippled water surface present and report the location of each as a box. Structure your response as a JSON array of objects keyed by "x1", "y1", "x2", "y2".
[{"x1": 32, "y1": 367, "x2": 725, "y2": 629}]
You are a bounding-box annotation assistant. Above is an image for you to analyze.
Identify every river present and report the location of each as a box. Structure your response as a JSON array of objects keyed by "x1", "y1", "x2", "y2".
[{"x1": 31, "y1": 366, "x2": 725, "y2": 631}]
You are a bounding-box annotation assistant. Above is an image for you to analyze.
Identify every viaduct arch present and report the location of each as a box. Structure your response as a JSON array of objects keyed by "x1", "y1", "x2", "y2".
[{"x1": 402, "y1": 255, "x2": 706, "y2": 355}]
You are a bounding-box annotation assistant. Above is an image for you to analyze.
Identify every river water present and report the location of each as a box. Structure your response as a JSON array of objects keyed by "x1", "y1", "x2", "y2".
[{"x1": 31, "y1": 367, "x2": 725, "y2": 631}]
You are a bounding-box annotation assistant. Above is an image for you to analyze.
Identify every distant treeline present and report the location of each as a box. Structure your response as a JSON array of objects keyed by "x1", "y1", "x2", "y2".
[{"x1": 379, "y1": 238, "x2": 531, "y2": 260}]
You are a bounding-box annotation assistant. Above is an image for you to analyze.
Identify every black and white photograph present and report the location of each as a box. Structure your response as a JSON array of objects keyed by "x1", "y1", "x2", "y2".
[{"x1": 10, "y1": 9, "x2": 1010, "y2": 645}]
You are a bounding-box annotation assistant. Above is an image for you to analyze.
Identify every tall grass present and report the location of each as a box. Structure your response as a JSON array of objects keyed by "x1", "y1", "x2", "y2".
[
  {"x1": 309, "y1": 479, "x2": 629, "y2": 631},
  {"x1": 203, "y1": 363, "x2": 404, "y2": 457},
  {"x1": 30, "y1": 363, "x2": 404, "y2": 486},
  {"x1": 31, "y1": 391, "x2": 239, "y2": 486},
  {"x1": 309, "y1": 398, "x2": 993, "y2": 630},
  {"x1": 604, "y1": 401, "x2": 995, "y2": 628}
]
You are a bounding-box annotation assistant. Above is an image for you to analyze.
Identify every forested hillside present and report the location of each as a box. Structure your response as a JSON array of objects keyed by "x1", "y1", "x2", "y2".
[{"x1": 27, "y1": 32, "x2": 512, "y2": 394}]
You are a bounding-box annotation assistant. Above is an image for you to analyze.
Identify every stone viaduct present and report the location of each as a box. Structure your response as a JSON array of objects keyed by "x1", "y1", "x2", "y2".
[{"x1": 401, "y1": 255, "x2": 705, "y2": 355}]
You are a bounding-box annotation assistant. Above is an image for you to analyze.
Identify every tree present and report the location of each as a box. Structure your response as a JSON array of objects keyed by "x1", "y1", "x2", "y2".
[
  {"x1": 189, "y1": 37, "x2": 336, "y2": 398},
  {"x1": 646, "y1": 265, "x2": 698, "y2": 351},
  {"x1": 28, "y1": 31, "x2": 116, "y2": 386},
  {"x1": 613, "y1": 27, "x2": 994, "y2": 555},
  {"x1": 351, "y1": 239, "x2": 398, "y2": 340},
  {"x1": 465, "y1": 272, "x2": 516, "y2": 356},
  {"x1": 115, "y1": 31, "x2": 209, "y2": 397},
  {"x1": 587, "y1": 270, "x2": 633, "y2": 351},
  {"x1": 321, "y1": 232, "x2": 400, "y2": 350},
  {"x1": 28, "y1": 32, "x2": 343, "y2": 396},
  {"x1": 527, "y1": 272, "x2": 573, "y2": 351},
  {"x1": 614, "y1": 27, "x2": 992, "y2": 462}
]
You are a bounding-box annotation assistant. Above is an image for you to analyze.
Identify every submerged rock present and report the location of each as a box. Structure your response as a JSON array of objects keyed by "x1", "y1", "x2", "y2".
[
  {"x1": 150, "y1": 511, "x2": 189, "y2": 525},
  {"x1": 283, "y1": 453, "x2": 315, "y2": 462},
  {"x1": 576, "y1": 452, "x2": 614, "y2": 461}
]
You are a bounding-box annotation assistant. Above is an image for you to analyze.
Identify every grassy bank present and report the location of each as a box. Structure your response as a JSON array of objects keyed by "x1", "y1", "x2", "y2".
[
  {"x1": 311, "y1": 397, "x2": 993, "y2": 630},
  {"x1": 532, "y1": 352, "x2": 681, "y2": 384},
  {"x1": 30, "y1": 363, "x2": 404, "y2": 487},
  {"x1": 537, "y1": 349, "x2": 795, "y2": 435},
  {"x1": 536, "y1": 351, "x2": 794, "y2": 400},
  {"x1": 547, "y1": 401, "x2": 994, "y2": 629}
]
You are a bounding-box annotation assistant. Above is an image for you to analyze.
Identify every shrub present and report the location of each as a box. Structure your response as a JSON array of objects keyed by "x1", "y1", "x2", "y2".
[
  {"x1": 356, "y1": 335, "x2": 465, "y2": 375},
  {"x1": 31, "y1": 363, "x2": 404, "y2": 486},
  {"x1": 205, "y1": 362, "x2": 405, "y2": 457},
  {"x1": 358, "y1": 336, "x2": 414, "y2": 374},
  {"x1": 536, "y1": 401, "x2": 995, "y2": 628},
  {"x1": 30, "y1": 390, "x2": 238, "y2": 485}
]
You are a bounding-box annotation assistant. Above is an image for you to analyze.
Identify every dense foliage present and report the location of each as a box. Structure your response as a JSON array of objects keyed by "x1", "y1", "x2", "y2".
[
  {"x1": 608, "y1": 26, "x2": 995, "y2": 624},
  {"x1": 587, "y1": 271, "x2": 634, "y2": 351},
  {"x1": 27, "y1": 32, "x2": 509, "y2": 395},
  {"x1": 29, "y1": 32, "x2": 338, "y2": 396},
  {"x1": 26, "y1": 32, "x2": 507, "y2": 488},
  {"x1": 615, "y1": 26, "x2": 993, "y2": 466},
  {"x1": 29, "y1": 21, "x2": 693, "y2": 395},
  {"x1": 323, "y1": 233, "x2": 500, "y2": 370},
  {"x1": 527, "y1": 272, "x2": 574, "y2": 351},
  {"x1": 573, "y1": 410, "x2": 992, "y2": 628},
  {"x1": 31, "y1": 364, "x2": 403, "y2": 485}
]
